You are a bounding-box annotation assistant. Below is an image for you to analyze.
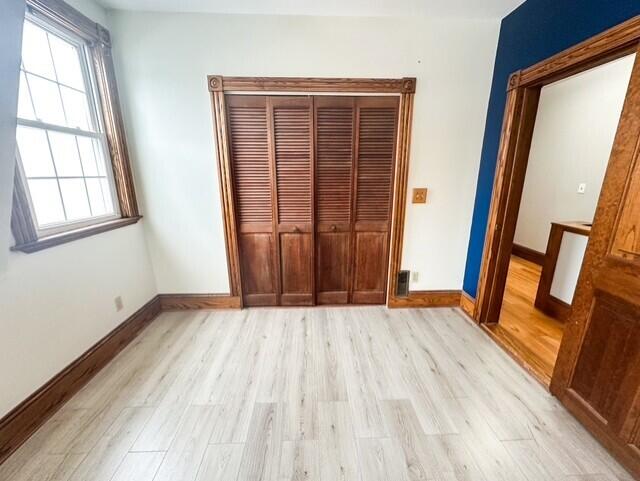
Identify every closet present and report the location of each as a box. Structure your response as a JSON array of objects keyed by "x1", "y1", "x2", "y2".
[{"x1": 227, "y1": 94, "x2": 399, "y2": 306}]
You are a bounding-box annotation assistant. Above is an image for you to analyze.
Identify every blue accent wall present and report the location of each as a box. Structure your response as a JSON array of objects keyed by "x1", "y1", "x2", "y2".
[{"x1": 462, "y1": 0, "x2": 640, "y2": 297}]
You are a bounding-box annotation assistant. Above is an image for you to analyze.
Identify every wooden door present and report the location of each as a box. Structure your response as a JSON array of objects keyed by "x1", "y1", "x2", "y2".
[
  {"x1": 351, "y1": 97, "x2": 399, "y2": 304},
  {"x1": 227, "y1": 95, "x2": 278, "y2": 306},
  {"x1": 552, "y1": 51, "x2": 640, "y2": 477},
  {"x1": 314, "y1": 97, "x2": 355, "y2": 304},
  {"x1": 269, "y1": 97, "x2": 315, "y2": 306}
]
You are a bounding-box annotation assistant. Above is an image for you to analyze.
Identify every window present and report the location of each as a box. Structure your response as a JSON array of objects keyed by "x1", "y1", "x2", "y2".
[
  {"x1": 17, "y1": 18, "x2": 118, "y2": 232},
  {"x1": 11, "y1": 0, "x2": 139, "y2": 253}
]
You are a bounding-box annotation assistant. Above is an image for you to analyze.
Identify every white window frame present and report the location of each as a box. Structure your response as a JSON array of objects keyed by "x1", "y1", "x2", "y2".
[{"x1": 16, "y1": 13, "x2": 121, "y2": 237}]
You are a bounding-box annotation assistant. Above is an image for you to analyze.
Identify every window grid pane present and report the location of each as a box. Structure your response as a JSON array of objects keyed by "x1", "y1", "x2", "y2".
[
  {"x1": 19, "y1": 20, "x2": 97, "y2": 133},
  {"x1": 15, "y1": 18, "x2": 120, "y2": 232}
]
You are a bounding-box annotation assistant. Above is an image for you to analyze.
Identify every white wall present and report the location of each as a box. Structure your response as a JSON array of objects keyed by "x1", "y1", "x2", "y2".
[
  {"x1": 550, "y1": 232, "x2": 588, "y2": 304},
  {"x1": 514, "y1": 54, "x2": 635, "y2": 254},
  {"x1": 0, "y1": 0, "x2": 157, "y2": 418},
  {"x1": 108, "y1": 11, "x2": 499, "y2": 292}
]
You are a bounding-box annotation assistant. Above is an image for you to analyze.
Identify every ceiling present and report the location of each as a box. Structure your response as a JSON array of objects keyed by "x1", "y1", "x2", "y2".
[{"x1": 97, "y1": 0, "x2": 525, "y2": 19}]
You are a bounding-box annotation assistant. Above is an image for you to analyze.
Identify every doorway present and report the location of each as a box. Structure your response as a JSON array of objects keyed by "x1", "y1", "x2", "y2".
[{"x1": 484, "y1": 54, "x2": 636, "y2": 385}]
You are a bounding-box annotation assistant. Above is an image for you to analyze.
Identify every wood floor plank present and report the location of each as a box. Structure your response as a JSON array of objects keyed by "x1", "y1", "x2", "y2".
[
  {"x1": 110, "y1": 452, "x2": 165, "y2": 481},
  {"x1": 381, "y1": 400, "x2": 436, "y2": 481},
  {"x1": 317, "y1": 401, "x2": 360, "y2": 481},
  {"x1": 237, "y1": 403, "x2": 283, "y2": 481},
  {"x1": 3, "y1": 452, "x2": 84, "y2": 481},
  {"x1": 279, "y1": 440, "x2": 319, "y2": 481},
  {"x1": 68, "y1": 407, "x2": 153, "y2": 481},
  {"x1": 2, "y1": 307, "x2": 633, "y2": 481},
  {"x1": 358, "y1": 438, "x2": 410, "y2": 481},
  {"x1": 153, "y1": 405, "x2": 219, "y2": 481},
  {"x1": 334, "y1": 309, "x2": 388, "y2": 439},
  {"x1": 195, "y1": 444, "x2": 243, "y2": 481}
]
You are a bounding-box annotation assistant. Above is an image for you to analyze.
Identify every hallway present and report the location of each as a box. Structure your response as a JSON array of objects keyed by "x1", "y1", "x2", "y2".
[{"x1": 488, "y1": 255, "x2": 565, "y2": 385}]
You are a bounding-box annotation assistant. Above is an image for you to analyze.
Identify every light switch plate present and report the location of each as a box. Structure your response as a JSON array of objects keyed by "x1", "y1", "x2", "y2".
[
  {"x1": 577, "y1": 183, "x2": 587, "y2": 194},
  {"x1": 412, "y1": 188, "x2": 428, "y2": 204}
]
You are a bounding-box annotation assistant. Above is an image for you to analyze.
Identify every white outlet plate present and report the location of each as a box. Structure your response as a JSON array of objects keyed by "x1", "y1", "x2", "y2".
[
  {"x1": 115, "y1": 296, "x2": 124, "y2": 312},
  {"x1": 577, "y1": 183, "x2": 587, "y2": 194},
  {"x1": 411, "y1": 271, "x2": 419, "y2": 283}
]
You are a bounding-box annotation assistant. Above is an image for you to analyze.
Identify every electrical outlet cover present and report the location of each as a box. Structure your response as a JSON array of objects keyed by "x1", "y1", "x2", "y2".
[{"x1": 412, "y1": 188, "x2": 428, "y2": 204}]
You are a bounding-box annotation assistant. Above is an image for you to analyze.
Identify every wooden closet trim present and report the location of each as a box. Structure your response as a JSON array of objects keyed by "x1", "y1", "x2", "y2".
[
  {"x1": 208, "y1": 76, "x2": 416, "y2": 307},
  {"x1": 208, "y1": 76, "x2": 416, "y2": 94}
]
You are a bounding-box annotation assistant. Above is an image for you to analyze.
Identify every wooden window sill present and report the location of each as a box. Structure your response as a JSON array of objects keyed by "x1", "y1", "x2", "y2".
[{"x1": 11, "y1": 216, "x2": 142, "y2": 254}]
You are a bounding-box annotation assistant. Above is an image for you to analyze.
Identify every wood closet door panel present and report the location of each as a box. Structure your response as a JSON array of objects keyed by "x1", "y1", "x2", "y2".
[
  {"x1": 280, "y1": 231, "x2": 313, "y2": 305},
  {"x1": 238, "y1": 230, "x2": 277, "y2": 306},
  {"x1": 227, "y1": 95, "x2": 278, "y2": 306},
  {"x1": 270, "y1": 97, "x2": 314, "y2": 306},
  {"x1": 316, "y1": 231, "x2": 350, "y2": 304},
  {"x1": 315, "y1": 96, "x2": 355, "y2": 304},
  {"x1": 352, "y1": 230, "x2": 389, "y2": 304},
  {"x1": 351, "y1": 96, "x2": 399, "y2": 305}
]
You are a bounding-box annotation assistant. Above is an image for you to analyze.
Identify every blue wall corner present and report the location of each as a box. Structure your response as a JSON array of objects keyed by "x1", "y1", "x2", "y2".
[{"x1": 462, "y1": 0, "x2": 640, "y2": 298}]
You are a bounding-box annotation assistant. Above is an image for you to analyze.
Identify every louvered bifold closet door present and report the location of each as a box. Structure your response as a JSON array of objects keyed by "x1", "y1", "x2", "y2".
[
  {"x1": 352, "y1": 96, "x2": 399, "y2": 304},
  {"x1": 270, "y1": 97, "x2": 315, "y2": 306},
  {"x1": 314, "y1": 97, "x2": 355, "y2": 304},
  {"x1": 227, "y1": 95, "x2": 279, "y2": 306}
]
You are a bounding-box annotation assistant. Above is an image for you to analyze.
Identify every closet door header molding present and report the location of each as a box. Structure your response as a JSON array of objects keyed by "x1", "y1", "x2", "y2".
[{"x1": 208, "y1": 76, "x2": 417, "y2": 94}]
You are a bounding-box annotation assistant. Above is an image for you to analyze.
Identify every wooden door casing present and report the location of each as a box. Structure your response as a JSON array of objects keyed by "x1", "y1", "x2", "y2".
[
  {"x1": 270, "y1": 96, "x2": 315, "y2": 306},
  {"x1": 552, "y1": 48, "x2": 640, "y2": 477},
  {"x1": 351, "y1": 96, "x2": 399, "y2": 304},
  {"x1": 314, "y1": 96, "x2": 356, "y2": 304},
  {"x1": 227, "y1": 95, "x2": 278, "y2": 306}
]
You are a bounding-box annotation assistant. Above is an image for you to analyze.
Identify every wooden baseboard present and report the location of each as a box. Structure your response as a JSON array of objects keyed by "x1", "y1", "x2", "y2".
[
  {"x1": 0, "y1": 296, "x2": 161, "y2": 465},
  {"x1": 460, "y1": 291, "x2": 476, "y2": 319},
  {"x1": 388, "y1": 290, "x2": 461, "y2": 308},
  {"x1": 536, "y1": 294, "x2": 571, "y2": 321},
  {"x1": 158, "y1": 293, "x2": 241, "y2": 310},
  {"x1": 512, "y1": 243, "x2": 545, "y2": 266}
]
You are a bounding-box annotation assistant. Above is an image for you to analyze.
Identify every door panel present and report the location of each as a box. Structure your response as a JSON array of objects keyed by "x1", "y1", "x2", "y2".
[
  {"x1": 271, "y1": 97, "x2": 314, "y2": 305},
  {"x1": 352, "y1": 230, "x2": 389, "y2": 304},
  {"x1": 571, "y1": 297, "x2": 640, "y2": 423},
  {"x1": 316, "y1": 228, "x2": 351, "y2": 304},
  {"x1": 280, "y1": 231, "x2": 313, "y2": 305},
  {"x1": 227, "y1": 95, "x2": 279, "y2": 306},
  {"x1": 351, "y1": 97, "x2": 399, "y2": 304},
  {"x1": 238, "y1": 231, "x2": 277, "y2": 306},
  {"x1": 314, "y1": 97, "x2": 355, "y2": 304},
  {"x1": 553, "y1": 51, "x2": 640, "y2": 477}
]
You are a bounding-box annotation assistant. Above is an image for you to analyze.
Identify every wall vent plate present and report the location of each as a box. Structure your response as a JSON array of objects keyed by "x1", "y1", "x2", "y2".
[{"x1": 396, "y1": 270, "x2": 410, "y2": 297}]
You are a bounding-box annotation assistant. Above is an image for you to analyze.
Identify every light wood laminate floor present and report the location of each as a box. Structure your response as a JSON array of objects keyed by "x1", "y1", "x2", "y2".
[
  {"x1": 488, "y1": 256, "x2": 565, "y2": 386},
  {"x1": 0, "y1": 307, "x2": 631, "y2": 481}
]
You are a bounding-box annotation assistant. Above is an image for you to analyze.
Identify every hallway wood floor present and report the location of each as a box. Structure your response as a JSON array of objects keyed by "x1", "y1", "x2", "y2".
[
  {"x1": 488, "y1": 256, "x2": 565, "y2": 386},
  {"x1": 0, "y1": 307, "x2": 631, "y2": 481}
]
